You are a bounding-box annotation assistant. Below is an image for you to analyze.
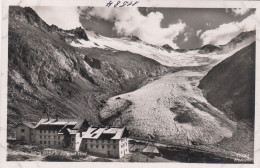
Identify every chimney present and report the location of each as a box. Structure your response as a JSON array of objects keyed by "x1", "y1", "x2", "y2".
[
  {"x1": 46, "y1": 112, "x2": 50, "y2": 121},
  {"x1": 55, "y1": 114, "x2": 59, "y2": 122}
]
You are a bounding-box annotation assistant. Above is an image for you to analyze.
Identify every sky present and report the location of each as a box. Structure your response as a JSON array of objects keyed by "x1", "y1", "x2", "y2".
[{"x1": 32, "y1": 7, "x2": 256, "y2": 49}]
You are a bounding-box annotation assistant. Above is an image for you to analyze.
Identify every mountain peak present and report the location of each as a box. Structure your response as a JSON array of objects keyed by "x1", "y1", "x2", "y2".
[
  {"x1": 162, "y1": 44, "x2": 174, "y2": 52},
  {"x1": 9, "y1": 6, "x2": 89, "y2": 41},
  {"x1": 128, "y1": 35, "x2": 141, "y2": 41},
  {"x1": 198, "y1": 44, "x2": 222, "y2": 54},
  {"x1": 66, "y1": 27, "x2": 89, "y2": 41}
]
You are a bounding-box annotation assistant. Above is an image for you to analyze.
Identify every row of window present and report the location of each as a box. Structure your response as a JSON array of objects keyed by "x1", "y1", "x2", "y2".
[
  {"x1": 39, "y1": 130, "x2": 59, "y2": 134},
  {"x1": 86, "y1": 144, "x2": 117, "y2": 149},
  {"x1": 40, "y1": 141, "x2": 62, "y2": 145},
  {"x1": 121, "y1": 142, "x2": 128, "y2": 148},
  {"x1": 39, "y1": 135, "x2": 62, "y2": 140},
  {"x1": 121, "y1": 149, "x2": 128, "y2": 155},
  {"x1": 86, "y1": 139, "x2": 117, "y2": 143}
]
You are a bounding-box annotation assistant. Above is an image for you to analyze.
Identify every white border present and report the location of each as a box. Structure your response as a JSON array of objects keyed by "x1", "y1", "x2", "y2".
[{"x1": 1, "y1": 1, "x2": 260, "y2": 168}]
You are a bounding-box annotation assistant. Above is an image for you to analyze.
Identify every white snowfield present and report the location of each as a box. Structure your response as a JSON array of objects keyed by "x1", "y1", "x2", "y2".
[{"x1": 70, "y1": 29, "x2": 252, "y2": 67}]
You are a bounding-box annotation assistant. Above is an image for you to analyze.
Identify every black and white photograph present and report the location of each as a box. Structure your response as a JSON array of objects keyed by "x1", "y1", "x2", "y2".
[{"x1": 1, "y1": 0, "x2": 258, "y2": 165}]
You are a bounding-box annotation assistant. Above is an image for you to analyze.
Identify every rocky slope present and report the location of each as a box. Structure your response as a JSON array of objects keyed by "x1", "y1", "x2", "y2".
[
  {"x1": 198, "y1": 44, "x2": 222, "y2": 54},
  {"x1": 199, "y1": 42, "x2": 255, "y2": 121},
  {"x1": 8, "y1": 6, "x2": 167, "y2": 128}
]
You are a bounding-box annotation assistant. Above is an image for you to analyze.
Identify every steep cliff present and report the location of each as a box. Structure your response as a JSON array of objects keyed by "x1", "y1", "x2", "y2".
[
  {"x1": 8, "y1": 6, "x2": 167, "y2": 127},
  {"x1": 199, "y1": 42, "x2": 255, "y2": 121}
]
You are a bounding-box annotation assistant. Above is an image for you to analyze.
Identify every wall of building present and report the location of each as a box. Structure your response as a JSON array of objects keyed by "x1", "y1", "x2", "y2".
[
  {"x1": 82, "y1": 139, "x2": 120, "y2": 158},
  {"x1": 35, "y1": 129, "x2": 64, "y2": 146},
  {"x1": 69, "y1": 134, "x2": 76, "y2": 150},
  {"x1": 119, "y1": 137, "x2": 129, "y2": 158},
  {"x1": 16, "y1": 125, "x2": 31, "y2": 144}
]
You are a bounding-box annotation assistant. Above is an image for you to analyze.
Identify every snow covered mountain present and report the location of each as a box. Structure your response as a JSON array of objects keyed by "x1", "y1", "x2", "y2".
[{"x1": 8, "y1": 6, "x2": 255, "y2": 158}]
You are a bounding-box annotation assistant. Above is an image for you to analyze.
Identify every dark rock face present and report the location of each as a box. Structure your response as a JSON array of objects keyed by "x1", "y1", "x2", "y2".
[
  {"x1": 199, "y1": 42, "x2": 255, "y2": 121},
  {"x1": 128, "y1": 35, "x2": 141, "y2": 41},
  {"x1": 66, "y1": 27, "x2": 89, "y2": 41},
  {"x1": 8, "y1": 6, "x2": 168, "y2": 128},
  {"x1": 225, "y1": 31, "x2": 256, "y2": 47},
  {"x1": 198, "y1": 44, "x2": 222, "y2": 54},
  {"x1": 162, "y1": 44, "x2": 174, "y2": 52}
]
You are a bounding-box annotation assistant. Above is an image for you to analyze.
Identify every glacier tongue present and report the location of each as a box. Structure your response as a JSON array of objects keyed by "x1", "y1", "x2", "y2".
[{"x1": 100, "y1": 70, "x2": 237, "y2": 145}]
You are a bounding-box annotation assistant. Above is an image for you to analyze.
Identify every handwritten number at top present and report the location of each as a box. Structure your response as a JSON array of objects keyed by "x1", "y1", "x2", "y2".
[{"x1": 106, "y1": 1, "x2": 139, "y2": 7}]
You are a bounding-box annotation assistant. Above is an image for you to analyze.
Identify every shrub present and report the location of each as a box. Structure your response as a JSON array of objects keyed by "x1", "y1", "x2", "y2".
[
  {"x1": 71, "y1": 154, "x2": 87, "y2": 160},
  {"x1": 44, "y1": 155, "x2": 72, "y2": 162},
  {"x1": 31, "y1": 145, "x2": 44, "y2": 152},
  {"x1": 7, "y1": 154, "x2": 30, "y2": 161},
  {"x1": 92, "y1": 157, "x2": 112, "y2": 162}
]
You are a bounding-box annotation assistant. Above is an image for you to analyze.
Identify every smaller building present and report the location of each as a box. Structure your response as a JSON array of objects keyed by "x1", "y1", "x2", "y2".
[
  {"x1": 15, "y1": 121, "x2": 36, "y2": 144},
  {"x1": 80, "y1": 126, "x2": 129, "y2": 158},
  {"x1": 141, "y1": 143, "x2": 160, "y2": 156}
]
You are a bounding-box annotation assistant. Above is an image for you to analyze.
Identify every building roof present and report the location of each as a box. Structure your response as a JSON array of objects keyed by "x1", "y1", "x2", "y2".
[
  {"x1": 141, "y1": 144, "x2": 160, "y2": 154},
  {"x1": 34, "y1": 118, "x2": 89, "y2": 136},
  {"x1": 129, "y1": 144, "x2": 146, "y2": 152},
  {"x1": 82, "y1": 126, "x2": 127, "y2": 140},
  {"x1": 22, "y1": 121, "x2": 36, "y2": 129},
  {"x1": 35, "y1": 118, "x2": 86, "y2": 130}
]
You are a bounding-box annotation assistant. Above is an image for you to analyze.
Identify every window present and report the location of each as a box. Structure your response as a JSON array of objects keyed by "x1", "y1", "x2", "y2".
[
  {"x1": 58, "y1": 136, "x2": 60, "y2": 140},
  {"x1": 91, "y1": 145, "x2": 93, "y2": 148},
  {"x1": 113, "y1": 140, "x2": 116, "y2": 143},
  {"x1": 48, "y1": 130, "x2": 50, "y2": 133},
  {"x1": 48, "y1": 136, "x2": 51, "y2": 139},
  {"x1": 85, "y1": 144, "x2": 88, "y2": 148},
  {"x1": 107, "y1": 145, "x2": 110, "y2": 149},
  {"x1": 113, "y1": 145, "x2": 116, "y2": 149},
  {"x1": 91, "y1": 139, "x2": 93, "y2": 142},
  {"x1": 44, "y1": 135, "x2": 46, "y2": 139},
  {"x1": 54, "y1": 136, "x2": 56, "y2": 139},
  {"x1": 54, "y1": 141, "x2": 56, "y2": 145},
  {"x1": 40, "y1": 135, "x2": 42, "y2": 139},
  {"x1": 102, "y1": 145, "x2": 104, "y2": 149},
  {"x1": 40, "y1": 130, "x2": 42, "y2": 133},
  {"x1": 96, "y1": 139, "x2": 98, "y2": 143},
  {"x1": 48, "y1": 141, "x2": 50, "y2": 144},
  {"x1": 21, "y1": 136, "x2": 25, "y2": 140},
  {"x1": 44, "y1": 130, "x2": 46, "y2": 133},
  {"x1": 108, "y1": 140, "x2": 110, "y2": 143},
  {"x1": 96, "y1": 145, "x2": 98, "y2": 148},
  {"x1": 44, "y1": 141, "x2": 46, "y2": 144},
  {"x1": 102, "y1": 139, "x2": 104, "y2": 143},
  {"x1": 72, "y1": 138, "x2": 75, "y2": 142},
  {"x1": 58, "y1": 142, "x2": 60, "y2": 145},
  {"x1": 21, "y1": 129, "x2": 25, "y2": 133},
  {"x1": 40, "y1": 141, "x2": 42, "y2": 144}
]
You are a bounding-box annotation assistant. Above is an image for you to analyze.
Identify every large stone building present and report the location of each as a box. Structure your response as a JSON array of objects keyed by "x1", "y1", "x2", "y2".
[
  {"x1": 80, "y1": 126, "x2": 129, "y2": 158},
  {"x1": 33, "y1": 117, "x2": 89, "y2": 150},
  {"x1": 15, "y1": 118, "x2": 130, "y2": 158}
]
